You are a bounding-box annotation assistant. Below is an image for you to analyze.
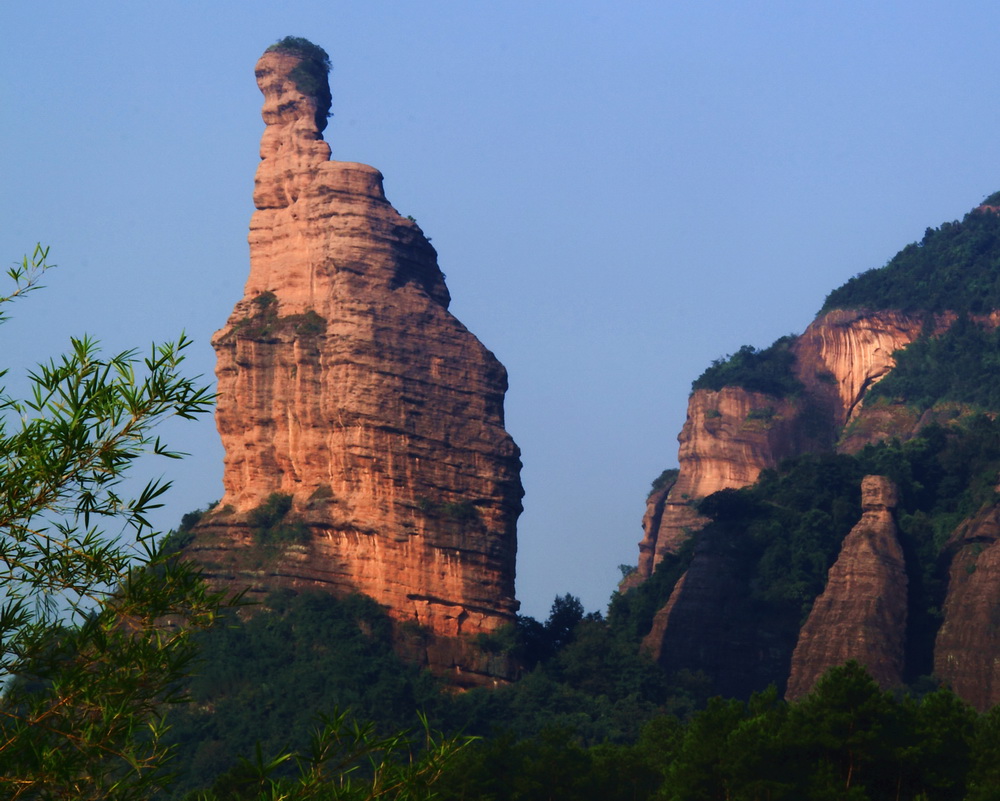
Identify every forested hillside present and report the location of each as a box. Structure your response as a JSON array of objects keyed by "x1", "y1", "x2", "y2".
[{"x1": 161, "y1": 582, "x2": 1000, "y2": 800}]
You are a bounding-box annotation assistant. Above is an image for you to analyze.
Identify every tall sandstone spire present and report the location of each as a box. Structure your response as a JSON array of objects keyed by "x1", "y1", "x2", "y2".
[{"x1": 189, "y1": 41, "x2": 523, "y2": 686}]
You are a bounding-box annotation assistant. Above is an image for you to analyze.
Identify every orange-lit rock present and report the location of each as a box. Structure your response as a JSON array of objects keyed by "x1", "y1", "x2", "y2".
[
  {"x1": 641, "y1": 387, "x2": 826, "y2": 574},
  {"x1": 187, "y1": 46, "x2": 522, "y2": 687},
  {"x1": 794, "y1": 309, "x2": 929, "y2": 425}
]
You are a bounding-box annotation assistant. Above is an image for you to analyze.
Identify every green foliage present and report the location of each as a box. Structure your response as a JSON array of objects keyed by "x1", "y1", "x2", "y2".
[
  {"x1": 606, "y1": 538, "x2": 696, "y2": 641},
  {"x1": 160, "y1": 501, "x2": 218, "y2": 556},
  {"x1": 822, "y1": 198, "x2": 1000, "y2": 313},
  {"x1": 247, "y1": 492, "x2": 309, "y2": 545},
  {"x1": 744, "y1": 405, "x2": 775, "y2": 421},
  {"x1": 649, "y1": 663, "x2": 979, "y2": 801},
  {"x1": 248, "y1": 492, "x2": 293, "y2": 529},
  {"x1": 692, "y1": 335, "x2": 803, "y2": 396},
  {"x1": 443, "y1": 614, "x2": 686, "y2": 747},
  {"x1": 706, "y1": 453, "x2": 864, "y2": 619},
  {"x1": 191, "y1": 711, "x2": 470, "y2": 801},
  {"x1": 292, "y1": 310, "x2": 326, "y2": 336},
  {"x1": 267, "y1": 36, "x2": 331, "y2": 66},
  {"x1": 265, "y1": 36, "x2": 333, "y2": 131},
  {"x1": 160, "y1": 579, "x2": 997, "y2": 800},
  {"x1": 232, "y1": 293, "x2": 327, "y2": 341},
  {"x1": 0, "y1": 248, "x2": 225, "y2": 799},
  {"x1": 650, "y1": 467, "x2": 679, "y2": 494},
  {"x1": 867, "y1": 315, "x2": 1000, "y2": 410},
  {"x1": 437, "y1": 662, "x2": 983, "y2": 801},
  {"x1": 688, "y1": 416, "x2": 1000, "y2": 684},
  {"x1": 435, "y1": 727, "x2": 663, "y2": 801},
  {"x1": 163, "y1": 591, "x2": 446, "y2": 799},
  {"x1": 252, "y1": 290, "x2": 277, "y2": 310}
]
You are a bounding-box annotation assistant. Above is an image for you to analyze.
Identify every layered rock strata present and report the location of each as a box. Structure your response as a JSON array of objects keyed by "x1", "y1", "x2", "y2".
[
  {"x1": 639, "y1": 388, "x2": 819, "y2": 574},
  {"x1": 785, "y1": 476, "x2": 907, "y2": 700},
  {"x1": 188, "y1": 46, "x2": 523, "y2": 687}
]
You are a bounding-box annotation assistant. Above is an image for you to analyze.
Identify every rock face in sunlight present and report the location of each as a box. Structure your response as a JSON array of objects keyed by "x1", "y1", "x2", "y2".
[
  {"x1": 187, "y1": 44, "x2": 522, "y2": 687},
  {"x1": 786, "y1": 476, "x2": 907, "y2": 700},
  {"x1": 638, "y1": 386, "x2": 813, "y2": 575}
]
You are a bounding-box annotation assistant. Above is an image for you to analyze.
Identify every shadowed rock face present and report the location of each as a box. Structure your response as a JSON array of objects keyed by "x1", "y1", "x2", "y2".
[
  {"x1": 934, "y1": 500, "x2": 1000, "y2": 711},
  {"x1": 188, "y1": 47, "x2": 522, "y2": 687},
  {"x1": 785, "y1": 476, "x2": 907, "y2": 700}
]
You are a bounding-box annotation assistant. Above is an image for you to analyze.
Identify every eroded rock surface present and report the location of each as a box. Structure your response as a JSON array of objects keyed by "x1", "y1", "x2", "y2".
[
  {"x1": 794, "y1": 310, "x2": 928, "y2": 425},
  {"x1": 785, "y1": 476, "x2": 907, "y2": 700},
  {"x1": 188, "y1": 46, "x2": 522, "y2": 686}
]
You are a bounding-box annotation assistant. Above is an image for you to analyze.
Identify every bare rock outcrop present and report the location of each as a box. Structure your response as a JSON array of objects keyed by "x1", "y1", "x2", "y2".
[
  {"x1": 785, "y1": 476, "x2": 907, "y2": 700},
  {"x1": 640, "y1": 387, "x2": 827, "y2": 576},
  {"x1": 934, "y1": 500, "x2": 1000, "y2": 711},
  {"x1": 794, "y1": 310, "x2": 928, "y2": 425},
  {"x1": 187, "y1": 44, "x2": 522, "y2": 687}
]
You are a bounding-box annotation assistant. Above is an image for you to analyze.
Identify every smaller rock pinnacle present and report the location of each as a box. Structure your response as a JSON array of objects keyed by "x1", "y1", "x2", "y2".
[{"x1": 262, "y1": 36, "x2": 332, "y2": 132}]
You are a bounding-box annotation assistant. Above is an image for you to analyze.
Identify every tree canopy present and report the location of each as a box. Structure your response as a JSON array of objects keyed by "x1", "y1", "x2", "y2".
[
  {"x1": 822, "y1": 197, "x2": 1000, "y2": 314},
  {"x1": 0, "y1": 246, "x2": 224, "y2": 799}
]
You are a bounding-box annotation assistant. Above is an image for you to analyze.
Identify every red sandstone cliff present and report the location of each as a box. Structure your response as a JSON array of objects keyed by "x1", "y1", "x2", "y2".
[
  {"x1": 639, "y1": 387, "x2": 821, "y2": 575},
  {"x1": 785, "y1": 476, "x2": 907, "y2": 700},
  {"x1": 187, "y1": 45, "x2": 522, "y2": 687}
]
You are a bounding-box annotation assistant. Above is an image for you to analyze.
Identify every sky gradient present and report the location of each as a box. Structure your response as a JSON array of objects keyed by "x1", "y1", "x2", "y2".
[{"x1": 4, "y1": 1, "x2": 1000, "y2": 618}]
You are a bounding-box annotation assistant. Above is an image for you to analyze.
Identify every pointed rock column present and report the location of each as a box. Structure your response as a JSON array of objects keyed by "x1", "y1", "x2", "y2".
[
  {"x1": 785, "y1": 475, "x2": 907, "y2": 700},
  {"x1": 190, "y1": 43, "x2": 523, "y2": 687}
]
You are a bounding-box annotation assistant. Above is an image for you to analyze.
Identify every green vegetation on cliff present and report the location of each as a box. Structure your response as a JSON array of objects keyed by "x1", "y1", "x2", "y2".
[
  {"x1": 692, "y1": 335, "x2": 802, "y2": 396},
  {"x1": 265, "y1": 36, "x2": 333, "y2": 130},
  {"x1": 684, "y1": 414, "x2": 1000, "y2": 686},
  {"x1": 868, "y1": 315, "x2": 1000, "y2": 410},
  {"x1": 822, "y1": 194, "x2": 1000, "y2": 313}
]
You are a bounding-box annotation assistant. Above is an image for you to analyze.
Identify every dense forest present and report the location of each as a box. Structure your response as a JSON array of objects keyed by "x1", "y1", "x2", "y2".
[
  {"x1": 822, "y1": 193, "x2": 1000, "y2": 314},
  {"x1": 160, "y1": 407, "x2": 1000, "y2": 798},
  {"x1": 161, "y1": 582, "x2": 1000, "y2": 800},
  {"x1": 691, "y1": 335, "x2": 802, "y2": 396}
]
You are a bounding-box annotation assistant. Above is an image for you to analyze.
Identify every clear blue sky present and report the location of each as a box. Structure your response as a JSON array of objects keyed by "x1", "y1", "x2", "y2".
[{"x1": 3, "y1": 1, "x2": 1000, "y2": 619}]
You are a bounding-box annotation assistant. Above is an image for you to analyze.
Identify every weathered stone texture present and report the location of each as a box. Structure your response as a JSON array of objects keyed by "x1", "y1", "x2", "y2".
[
  {"x1": 189, "y1": 48, "x2": 522, "y2": 686},
  {"x1": 785, "y1": 476, "x2": 907, "y2": 700},
  {"x1": 639, "y1": 383, "x2": 834, "y2": 576},
  {"x1": 794, "y1": 310, "x2": 928, "y2": 425}
]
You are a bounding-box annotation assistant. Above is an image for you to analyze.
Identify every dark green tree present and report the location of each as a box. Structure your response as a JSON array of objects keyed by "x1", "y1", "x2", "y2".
[{"x1": 0, "y1": 247, "x2": 224, "y2": 800}]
